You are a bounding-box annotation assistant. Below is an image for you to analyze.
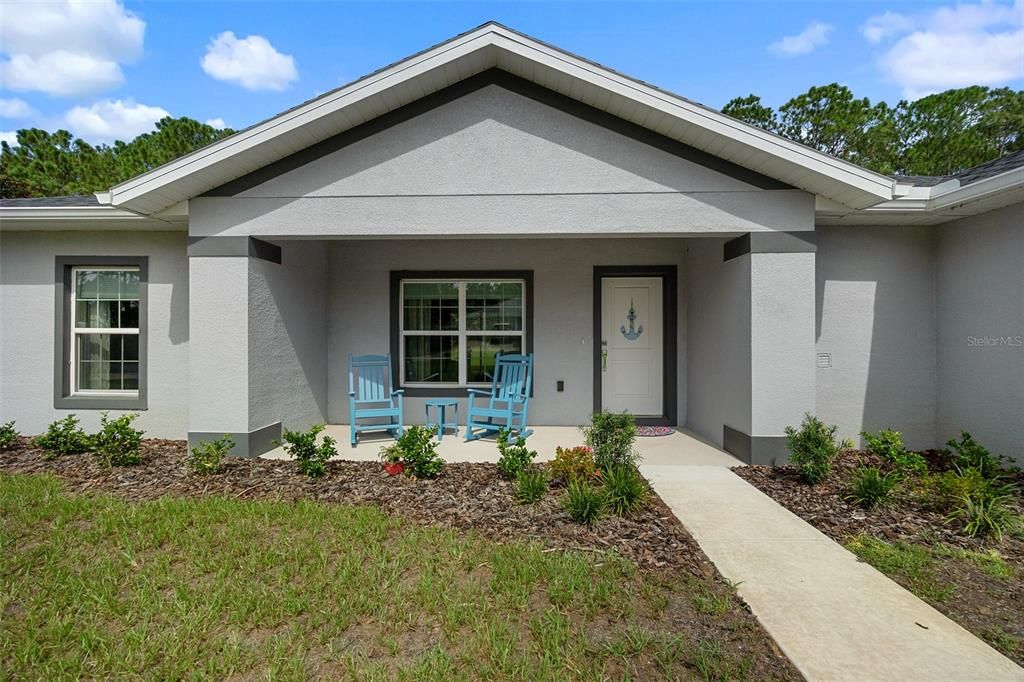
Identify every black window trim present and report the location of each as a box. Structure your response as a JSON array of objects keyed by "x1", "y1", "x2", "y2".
[
  {"x1": 54, "y1": 256, "x2": 149, "y2": 410},
  {"x1": 389, "y1": 270, "x2": 534, "y2": 398}
]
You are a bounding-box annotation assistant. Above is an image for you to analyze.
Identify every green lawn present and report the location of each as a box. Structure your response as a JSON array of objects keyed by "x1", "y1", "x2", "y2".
[{"x1": 0, "y1": 474, "x2": 783, "y2": 680}]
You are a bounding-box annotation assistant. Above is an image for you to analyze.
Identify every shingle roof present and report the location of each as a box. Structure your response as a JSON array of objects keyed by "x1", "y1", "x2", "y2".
[
  {"x1": 0, "y1": 195, "x2": 100, "y2": 208},
  {"x1": 894, "y1": 149, "x2": 1024, "y2": 188}
]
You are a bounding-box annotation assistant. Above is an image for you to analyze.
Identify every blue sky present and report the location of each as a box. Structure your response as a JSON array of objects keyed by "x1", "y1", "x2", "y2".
[{"x1": 1, "y1": 0, "x2": 1022, "y2": 145}]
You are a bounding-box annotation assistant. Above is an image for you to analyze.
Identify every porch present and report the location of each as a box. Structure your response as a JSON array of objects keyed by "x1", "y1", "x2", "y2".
[{"x1": 260, "y1": 425, "x2": 743, "y2": 467}]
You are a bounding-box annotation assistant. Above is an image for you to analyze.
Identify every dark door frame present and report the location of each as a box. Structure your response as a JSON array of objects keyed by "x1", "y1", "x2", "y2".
[{"x1": 593, "y1": 265, "x2": 678, "y2": 426}]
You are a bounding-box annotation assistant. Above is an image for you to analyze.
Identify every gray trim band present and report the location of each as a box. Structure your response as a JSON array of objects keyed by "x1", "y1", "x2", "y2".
[
  {"x1": 54, "y1": 256, "x2": 149, "y2": 410},
  {"x1": 187, "y1": 236, "x2": 282, "y2": 264},
  {"x1": 723, "y1": 425, "x2": 790, "y2": 465},
  {"x1": 723, "y1": 231, "x2": 817, "y2": 261},
  {"x1": 188, "y1": 422, "x2": 282, "y2": 459}
]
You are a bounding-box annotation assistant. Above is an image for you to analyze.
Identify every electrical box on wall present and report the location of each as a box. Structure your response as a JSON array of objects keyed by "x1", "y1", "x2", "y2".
[{"x1": 556, "y1": 380, "x2": 564, "y2": 392}]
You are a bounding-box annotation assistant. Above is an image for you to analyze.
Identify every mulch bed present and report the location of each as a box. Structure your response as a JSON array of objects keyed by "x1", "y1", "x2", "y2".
[
  {"x1": 735, "y1": 451, "x2": 1024, "y2": 666},
  {"x1": 0, "y1": 437, "x2": 713, "y2": 578}
]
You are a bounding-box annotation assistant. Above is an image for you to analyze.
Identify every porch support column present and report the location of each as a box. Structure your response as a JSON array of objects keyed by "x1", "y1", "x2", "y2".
[
  {"x1": 723, "y1": 232, "x2": 817, "y2": 464},
  {"x1": 187, "y1": 237, "x2": 283, "y2": 457}
]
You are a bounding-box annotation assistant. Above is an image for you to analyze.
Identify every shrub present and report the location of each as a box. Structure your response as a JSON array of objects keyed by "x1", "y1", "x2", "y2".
[
  {"x1": 784, "y1": 413, "x2": 839, "y2": 484},
  {"x1": 602, "y1": 465, "x2": 649, "y2": 516},
  {"x1": 564, "y1": 481, "x2": 606, "y2": 525},
  {"x1": 394, "y1": 426, "x2": 443, "y2": 479},
  {"x1": 515, "y1": 467, "x2": 548, "y2": 504},
  {"x1": 862, "y1": 428, "x2": 927, "y2": 474},
  {"x1": 0, "y1": 421, "x2": 18, "y2": 449},
  {"x1": 946, "y1": 432, "x2": 1009, "y2": 479},
  {"x1": 550, "y1": 445, "x2": 597, "y2": 483},
  {"x1": 278, "y1": 424, "x2": 336, "y2": 478},
  {"x1": 496, "y1": 428, "x2": 537, "y2": 479},
  {"x1": 188, "y1": 434, "x2": 234, "y2": 475},
  {"x1": 847, "y1": 467, "x2": 900, "y2": 508},
  {"x1": 584, "y1": 411, "x2": 639, "y2": 471},
  {"x1": 93, "y1": 412, "x2": 144, "y2": 466},
  {"x1": 839, "y1": 437, "x2": 855, "y2": 450},
  {"x1": 948, "y1": 494, "x2": 1021, "y2": 541},
  {"x1": 918, "y1": 468, "x2": 996, "y2": 512},
  {"x1": 35, "y1": 415, "x2": 92, "y2": 457}
]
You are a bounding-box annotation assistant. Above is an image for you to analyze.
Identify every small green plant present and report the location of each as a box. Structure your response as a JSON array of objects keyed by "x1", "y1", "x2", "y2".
[
  {"x1": 188, "y1": 434, "x2": 234, "y2": 475},
  {"x1": 947, "y1": 493, "x2": 1021, "y2": 541},
  {"x1": 35, "y1": 414, "x2": 92, "y2": 457},
  {"x1": 839, "y1": 437, "x2": 855, "y2": 450},
  {"x1": 515, "y1": 467, "x2": 548, "y2": 503},
  {"x1": 550, "y1": 445, "x2": 597, "y2": 483},
  {"x1": 918, "y1": 468, "x2": 997, "y2": 511},
  {"x1": 93, "y1": 412, "x2": 144, "y2": 466},
  {"x1": 945, "y1": 432, "x2": 1009, "y2": 479},
  {"x1": 602, "y1": 465, "x2": 649, "y2": 516},
  {"x1": 583, "y1": 411, "x2": 639, "y2": 471},
  {"x1": 278, "y1": 424, "x2": 336, "y2": 478},
  {"x1": 862, "y1": 428, "x2": 927, "y2": 474},
  {"x1": 784, "y1": 413, "x2": 839, "y2": 484},
  {"x1": 0, "y1": 421, "x2": 18, "y2": 449},
  {"x1": 496, "y1": 428, "x2": 537, "y2": 479},
  {"x1": 564, "y1": 481, "x2": 606, "y2": 525},
  {"x1": 394, "y1": 425, "x2": 443, "y2": 479},
  {"x1": 847, "y1": 466, "x2": 900, "y2": 509}
]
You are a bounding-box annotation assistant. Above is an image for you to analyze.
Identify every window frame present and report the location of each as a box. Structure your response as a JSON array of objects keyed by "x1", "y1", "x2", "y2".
[
  {"x1": 54, "y1": 256, "x2": 148, "y2": 410},
  {"x1": 390, "y1": 270, "x2": 534, "y2": 398},
  {"x1": 70, "y1": 265, "x2": 141, "y2": 397}
]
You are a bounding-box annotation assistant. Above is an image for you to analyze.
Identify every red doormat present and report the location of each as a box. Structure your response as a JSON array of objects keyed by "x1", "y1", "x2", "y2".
[{"x1": 636, "y1": 425, "x2": 674, "y2": 437}]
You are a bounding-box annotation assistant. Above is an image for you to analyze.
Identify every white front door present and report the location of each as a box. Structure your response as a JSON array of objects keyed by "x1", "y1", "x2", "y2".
[{"x1": 601, "y1": 277, "x2": 663, "y2": 416}]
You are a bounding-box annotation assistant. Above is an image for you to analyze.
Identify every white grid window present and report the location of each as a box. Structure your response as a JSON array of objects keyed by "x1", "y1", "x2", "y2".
[
  {"x1": 71, "y1": 266, "x2": 140, "y2": 394},
  {"x1": 400, "y1": 279, "x2": 526, "y2": 387}
]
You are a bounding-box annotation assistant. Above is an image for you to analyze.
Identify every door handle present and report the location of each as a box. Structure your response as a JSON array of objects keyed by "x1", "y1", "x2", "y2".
[{"x1": 601, "y1": 341, "x2": 608, "y2": 372}]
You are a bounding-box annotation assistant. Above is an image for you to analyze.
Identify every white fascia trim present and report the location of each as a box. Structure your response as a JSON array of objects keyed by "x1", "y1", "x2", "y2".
[
  {"x1": 856, "y1": 167, "x2": 1024, "y2": 215},
  {"x1": 108, "y1": 23, "x2": 895, "y2": 211}
]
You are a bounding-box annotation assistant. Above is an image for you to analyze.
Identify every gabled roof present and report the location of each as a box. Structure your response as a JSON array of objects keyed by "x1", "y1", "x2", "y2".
[{"x1": 105, "y1": 22, "x2": 895, "y2": 214}]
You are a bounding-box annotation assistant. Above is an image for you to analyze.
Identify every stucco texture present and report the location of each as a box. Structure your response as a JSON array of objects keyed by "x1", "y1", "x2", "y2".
[{"x1": 0, "y1": 230, "x2": 188, "y2": 437}]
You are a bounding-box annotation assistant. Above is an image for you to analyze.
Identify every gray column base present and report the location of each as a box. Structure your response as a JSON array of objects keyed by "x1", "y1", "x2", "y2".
[
  {"x1": 723, "y1": 425, "x2": 790, "y2": 465},
  {"x1": 188, "y1": 422, "x2": 282, "y2": 458}
]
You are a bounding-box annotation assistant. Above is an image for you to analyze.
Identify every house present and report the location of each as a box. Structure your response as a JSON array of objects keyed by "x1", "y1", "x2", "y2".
[{"x1": 1, "y1": 23, "x2": 1021, "y2": 463}]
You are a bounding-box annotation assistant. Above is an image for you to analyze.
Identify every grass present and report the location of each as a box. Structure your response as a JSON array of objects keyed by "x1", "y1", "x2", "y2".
[
  {"x1": 845, "y1": 535, "x2": 1018, "y2": 605},
  {"x1": 845, "y1": 535, "x2": 957, "y2": 602},
  {"x1": 0, "y1": 473, "x2": 782, "y2": 680}
]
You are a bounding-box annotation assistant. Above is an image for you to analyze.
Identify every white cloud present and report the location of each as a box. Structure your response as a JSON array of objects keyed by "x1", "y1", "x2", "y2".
[
  {"x1": 201, "y1": 31, "x2": 297, "y2": 91},
  {"x1": 0, "y1": 0, "x2": 145, "y2": 96},
  {"x1": 864, "y1": 0, "x2": 1024, "y2": 98},
  {"x1": 1, "y1": 52, "x2": 124, "y2": 96},
  {"x1": 205, "y1": 117, "x2": 227, "y2": 129},
  {"x1": 0, "y1": 131, "x2": 18, "y2": 147},
  {"x1": 0, "y1": 97, "x2": 34, "y2": 118},
  {"x1": 769, "y1": 21, "x2": 834, "y2": 56},
  {"x1": 64, "y1": 99, "x2": 169, "y2": 143},
  {"x1": 862, "y1": 11, "x2": 915, "y2": 43}
]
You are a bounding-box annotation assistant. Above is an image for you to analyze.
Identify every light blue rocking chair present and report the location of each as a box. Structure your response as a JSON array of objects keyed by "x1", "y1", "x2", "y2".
[
  {"x1": 348, "y1": 353, "x2": 404, "y2": 446},
  {"x1": 465, "y1": 352, "x2": 534, "y2": 441}
]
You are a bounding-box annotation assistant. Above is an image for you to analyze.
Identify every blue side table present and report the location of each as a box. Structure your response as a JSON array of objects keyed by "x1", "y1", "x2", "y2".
[{"x1": 424, "y1": 399, "x2": 459, "y2": 441}]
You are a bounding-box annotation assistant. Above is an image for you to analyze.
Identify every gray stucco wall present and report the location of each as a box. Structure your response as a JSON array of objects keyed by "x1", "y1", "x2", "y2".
[
  {"x1": 0, "y1": 230, "x2": 188, "y2": 437},
  {"x1": 815, "y1": 225, "x2": 937, "y2": 450},
  {"x1": 685, "y1": 238, "x2": 751, "y2": 443},
  {"x1": 188, "y1": 85, "x2": 813, "y2": 238},
  {"x1": 326, "y1": 238, "x2": 688, "y2": 428},
  {"x1": 936, "y1": 204, "x2": 1023, "y2": 461},
  {"x1": 248, "y1": 241, "x2": 328, "y2": 432}
]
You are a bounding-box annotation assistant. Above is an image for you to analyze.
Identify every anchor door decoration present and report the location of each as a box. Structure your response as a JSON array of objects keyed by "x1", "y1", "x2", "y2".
[{"x1": 620, "y1": 299, "x2": 644, "y2": 341}]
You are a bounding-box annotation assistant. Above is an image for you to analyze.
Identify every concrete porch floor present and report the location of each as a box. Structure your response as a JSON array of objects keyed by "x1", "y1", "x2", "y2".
[{"x1": 260, "y1": 424, "x2": 743, "y2": 466}]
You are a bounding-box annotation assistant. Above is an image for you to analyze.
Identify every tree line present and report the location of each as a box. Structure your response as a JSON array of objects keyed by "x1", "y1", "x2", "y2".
[{"x1": 2, "y1": 84, "x2": 1022, "y2": 198}]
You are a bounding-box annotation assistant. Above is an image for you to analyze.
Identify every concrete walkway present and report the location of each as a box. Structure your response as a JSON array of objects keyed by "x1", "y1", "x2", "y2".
[{"x1": 641, "y1": 465, "x2": 1024, "y2": 682}]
